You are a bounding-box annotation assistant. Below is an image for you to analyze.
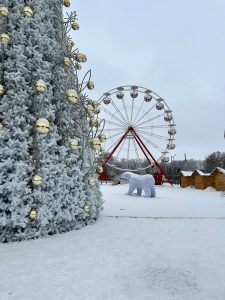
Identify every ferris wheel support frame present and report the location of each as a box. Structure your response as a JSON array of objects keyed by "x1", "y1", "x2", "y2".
[{"x1": 99, "y1": 126, "x2": 173, "y2": 186}]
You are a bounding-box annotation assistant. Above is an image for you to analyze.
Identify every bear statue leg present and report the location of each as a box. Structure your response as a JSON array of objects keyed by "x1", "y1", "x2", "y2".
[
  {"x1": 151, "y1": 185, "x2": 156, "y2": 197},
  {"x1": 137, "y1": 188, "x2": 142, "y2": 196},
  {"x1": 143, "y1": 186, "x2": 152, "y2": 197},
  {"x1": 128, "y1": 184, "x2": 135, "y2": 196}
]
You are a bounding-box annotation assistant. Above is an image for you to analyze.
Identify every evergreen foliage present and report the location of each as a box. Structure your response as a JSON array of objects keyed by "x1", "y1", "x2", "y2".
[{"x1": 0, "y1": 0, "x2": 103, "y2": 242}]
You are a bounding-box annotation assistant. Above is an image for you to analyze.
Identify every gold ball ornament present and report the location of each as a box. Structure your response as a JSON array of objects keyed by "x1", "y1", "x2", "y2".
[
  {"x1": 67, "y1": 40, "x2": 74, "y2": 50},
  {"x1": 89, "y1": 118, "x2": 98, "y2": 127},
  {"x1": 90, "y1": 138, "x2": 101, "y2": 151},
  {"x1": 91, "y1": 101, "x2": 99, "y2": 108},
  {"x1": 32, "y1": 175, "x2": 42, "y2": 186},
  {"x1": 28, "y1": 208, "x2": 38, "y2": 220},
  {"x1": 23, "y1": 6, "x2": 33, "y2": 17},
  {"x1": 64, "y1": 57, "x2": 71, "y2": 67},
  {"x1": 98, "y1": 134, "x2": 107, "y2": 143},
  {"x1": 84, "y1": 203, "x2": 90, "y2": 213},
  {"x1": 75, "y1": 53, "x2": 87, "y2": 63},
  {"x1": 75, "y1": 63, "x2": 82, "y2": 70},
  {"x1": 0, "y1": 7, "x2": 9, "y2": 17},
  {"x1": 86, "y1": 104, "x2": 94, "y2": 116},
  {"x1": 63, "y1": 0, "x2": 71, "y2": 7},
  {"x1": 35, "y1": 79, "x2": 46, "y2": 92},
  {"x1": 0, "y1": 84, "x2": 4, "y2": 96},
  {"x1": 87, "y1": 81, "x2": 94, "y2": 90},
  {"x1": 35, "y1": 118, "x2": 50, "y2": 134},
  {"x1": 71, "y1": 21, "x2": 80, "y2": 30},
  {"x1": 0, "y1": 33, "x2": 10, "y2": 45},
  {"x1": 88, "y1": 178, "x2": 96, "y2": 186},
  {"x1": 96, "y1": 166, "x2": 104, "y2": 174},
  {"x1": 66, "y1": 89, "x2": 78, "y2": 104},
  {"x1": 63, "y1": 169, "x2": 68, "y2": 176},
  {"x1": 69, "y1": 139, "x2": 79, "y2": 150}
]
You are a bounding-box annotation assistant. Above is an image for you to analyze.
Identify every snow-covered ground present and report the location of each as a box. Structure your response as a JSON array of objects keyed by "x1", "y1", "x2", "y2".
[{"x1": 1, "y1": 184, "x2": 225, "y2": 300}]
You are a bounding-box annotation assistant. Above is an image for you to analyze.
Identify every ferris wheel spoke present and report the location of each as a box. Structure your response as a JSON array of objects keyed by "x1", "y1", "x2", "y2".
[
  {"x1": 137, "y1": 124, "x2": 171, "y2": 130},
  {"x1": 111, "y1": 100, "x2": 129, "y2": 126},
  {"x1": 137, "y1": 129, "x2": 169, "y2": 141},
  {"x1": 132, "y1": 138, "x2": 141, "y2": 160},
  {"x1": 132, "y1": 99, "x2": 145, "y2": 124},
  {"x1": 104, "y1": 119, "x2": 125, "y2": 129},
  {"x1": 127, "y1": 137, "x2": 131, "y2": 167},
  {"x1": 116, "y1": 138, "x2": 126, "y2": 159},
  {"x1": 135, "y1": 113, "x2": 165, "y2": 128},
  {"x1": 106, "y1": 129, "x2": 125, "y2": 142},
  {"x1": 101, "y1": 106, "x2": 127, "y2": 126},
  {"x1": 121, "y1": 98, "x2": 130, "y2": 124},
  {"x1": 133, "y1": 103, "x2": 156, "y2": 126},
  {"x1": 138, "y1": 132, "x2": 165, "y2": 153},
  {"x1": 130, "y1": 98, "x2": 135, "y2": 124}
]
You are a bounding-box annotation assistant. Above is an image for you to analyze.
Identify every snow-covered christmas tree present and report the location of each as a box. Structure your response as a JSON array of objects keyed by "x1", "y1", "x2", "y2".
[{"x1": 0, "y1": 0, "x2": 103, "y2": 242}]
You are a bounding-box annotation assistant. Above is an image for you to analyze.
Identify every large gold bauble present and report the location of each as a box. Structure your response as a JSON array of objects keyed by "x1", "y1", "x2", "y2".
[
  {"x1": 75, "y1": 53, "x2": 87, "y2": 63},
  {"x1": 63, "y1": 0, "x2": 71, "y2": 7},
  {"x1": 87, "y1": 81, "x2": 94, "y2": 90},
  {"x1": 35, "y1": 79, "x2": 46, "y2": 92},
  {"x1": 88, "y1": 178, "x2": 96, "y2": 186},
  {"x1": 90, "y1": 138, "x2": 101, "y2": 151},
  {"x1": 91, "y1": 101, "x2": 98, "y2": 108},
  {"x1": 0, "y1": 7, "x2": 9, "y2": 17},
  {"x1": 0, "y1": 84, "x2": 4, "y2": 96},
  {"x1": 98, "y1": 134, "x2": 107, "y2": 143},
  {"x1": 28, "y1": 208, "x2": 37, "y2": 220},
  {"x1": 67, "y1": 40, "x2": 74, "y2": 50},
  {"x1": 23, "y1": 6, "x2": 33, "y2": 17},
  {"x1": 66, "y1": 89, "x2": 78, "y2": 104},
  {"x1": 86, "y1": 104, "x2": 94, "y2": 116},
  {"x1": 96, "y1": 166, "x2": 104, "y2": 174},
  {"x1": 69, "y1": 139, "x2": 79, "y2": 150},
  {"x1": 0, "y1": 33, "x2": 10, "y2": 45},
  {"x1": 83, "y1": 203, "x2": 90, "y2": 213},
  {"x1": 64, "y1": 57, "x2": 71, "y2": 67},
  {"x1": 71, "y1": 22, "x2": 80, "y2": 30},
  {"x1": 36, "y1": 118, "x2": 50, "y2": 134},
  {"x1": 76, "y1": 63, "x2": 82, "y2": 70},
  {"x1": 32, "y1": 175, "x2": 42, "y2": 186},
  {"x1": 89, "y1": 118, "x2": 97, "y2": 127}
]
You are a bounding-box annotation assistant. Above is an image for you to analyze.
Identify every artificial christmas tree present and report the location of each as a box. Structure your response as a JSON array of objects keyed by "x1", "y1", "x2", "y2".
[{"x1": 0, "y1": 0, "x2": 103, "y2": 242}]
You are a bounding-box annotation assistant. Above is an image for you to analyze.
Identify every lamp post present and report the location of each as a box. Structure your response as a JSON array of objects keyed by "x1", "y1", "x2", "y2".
[{"x1": 171, "y1": 154, "x2": 176, "y2": 175}]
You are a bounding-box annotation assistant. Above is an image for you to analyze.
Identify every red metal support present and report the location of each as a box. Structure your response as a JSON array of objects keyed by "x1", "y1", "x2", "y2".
[{"x1": 131, "y1": 128, "x2": 173, "y2": 186}]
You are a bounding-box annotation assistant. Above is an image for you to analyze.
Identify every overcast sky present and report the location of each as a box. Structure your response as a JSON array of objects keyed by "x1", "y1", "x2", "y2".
[{"x1": 69, "y1": 0, "x2": 225, "y2": 161}]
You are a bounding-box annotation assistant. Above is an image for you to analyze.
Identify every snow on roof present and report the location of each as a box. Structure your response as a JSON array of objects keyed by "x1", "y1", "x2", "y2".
[
  {"x1": 193, "y1": 170, "x2": 211, "y2": 176},
  {"x1": 179, "y1": 171, "x2": 193, "y2": 176},
  {"x1": 211, "y1": 167, "x2": 225, "y2": 175}
]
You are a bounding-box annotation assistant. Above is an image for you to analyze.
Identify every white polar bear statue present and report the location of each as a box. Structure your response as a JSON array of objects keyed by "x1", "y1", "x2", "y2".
[{"x1": 120, "y1": 172, "x2": 156, "y2": 198}]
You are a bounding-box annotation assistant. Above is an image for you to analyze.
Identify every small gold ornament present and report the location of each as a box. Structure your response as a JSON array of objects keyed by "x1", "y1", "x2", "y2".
[
  {"x1": 98, "y1": 134, "x2": 107, "y2": 143},
  {"x1": 90, "y1": 138, "x2": 101, "y2": 151},
  {"x1": 28, "y1": 208, "x2": 37, "y2": 220},
  {"x1": 75, "y1": 53, "x2": 87, "y2": 63},
  {"x1": 89, "y1": 118, "x2": 98, "y2": 127},
  {"x1": 66, "y1": 89, "x2": 78, "y2": 104},
  {"x1": 63, "y1": 169, "x2": 68, "y2": 176},
  {"x1": 84, "y1": 203, "x2": 90, "y2": 213},
  {"x1": 86, "y1": 104, "x2": 94, "y2": 116},
  {"x1": 67, "y1": 40, "x2": 74, "y2": 50},
  {"x1": 32, "y1": 175, "x2": 42, "y2": 186},
  {"x1": 0, "y1": 7, "x2": 9, "y2": 17},
  {"x1": 71, "y1": 21, "x2": 80, "y2": 30},
  {"x1": 96, "y1": 166, "x2": 104, "y2": 174},
  {"x1": 87, "y1": 81, "x2": 94, "y2": 90},
  {"x1": 75, "y1": 63, "x2": 82, "y2": 70},
  {"x1": 91, "y1": 101, "x2": 98, "y2": 108},
  {"x1": 0, "y1": 122, "x2": 4, "y2": 130},
  {"x1": 69, "y1": 139, "x2": 79, "y2": 150},
  {"x1": 0, "y1": 84, "x2": 4, "y2": 96},
  {"x1": 0, "y1": 33, "x2": 10, "y2": 45},
  {"x1": 64, "y1": 57, "x2": 71, "y2": 67},
  {"x1": 63, "y1": 0, "x2": 71, "y2": 7},
  {"x1": 36, "y1": 118, "x2": 50, "y2": 134},
  {"x1": 88, "y1": 178, "x2": 96, "y2": 186},
  {"x1": 35, "y1": 79, "x2": 46, "y2": 92},
  {"x1": 94, "y1": 107, "x2": 100, "y2": 115},
  {"x1": 23, "y1": 6, "x2": 33, "y2": 17}
]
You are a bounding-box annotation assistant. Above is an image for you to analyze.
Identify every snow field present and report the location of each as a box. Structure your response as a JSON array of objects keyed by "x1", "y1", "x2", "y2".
[{"x1": 0, "y1": 184, "x2": 225, "y2": 300}]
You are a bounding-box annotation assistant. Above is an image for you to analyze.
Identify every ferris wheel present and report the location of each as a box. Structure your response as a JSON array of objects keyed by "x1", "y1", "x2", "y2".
[{"x1": 97, "y1": 85, "x2": 176, "y2": 175}]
